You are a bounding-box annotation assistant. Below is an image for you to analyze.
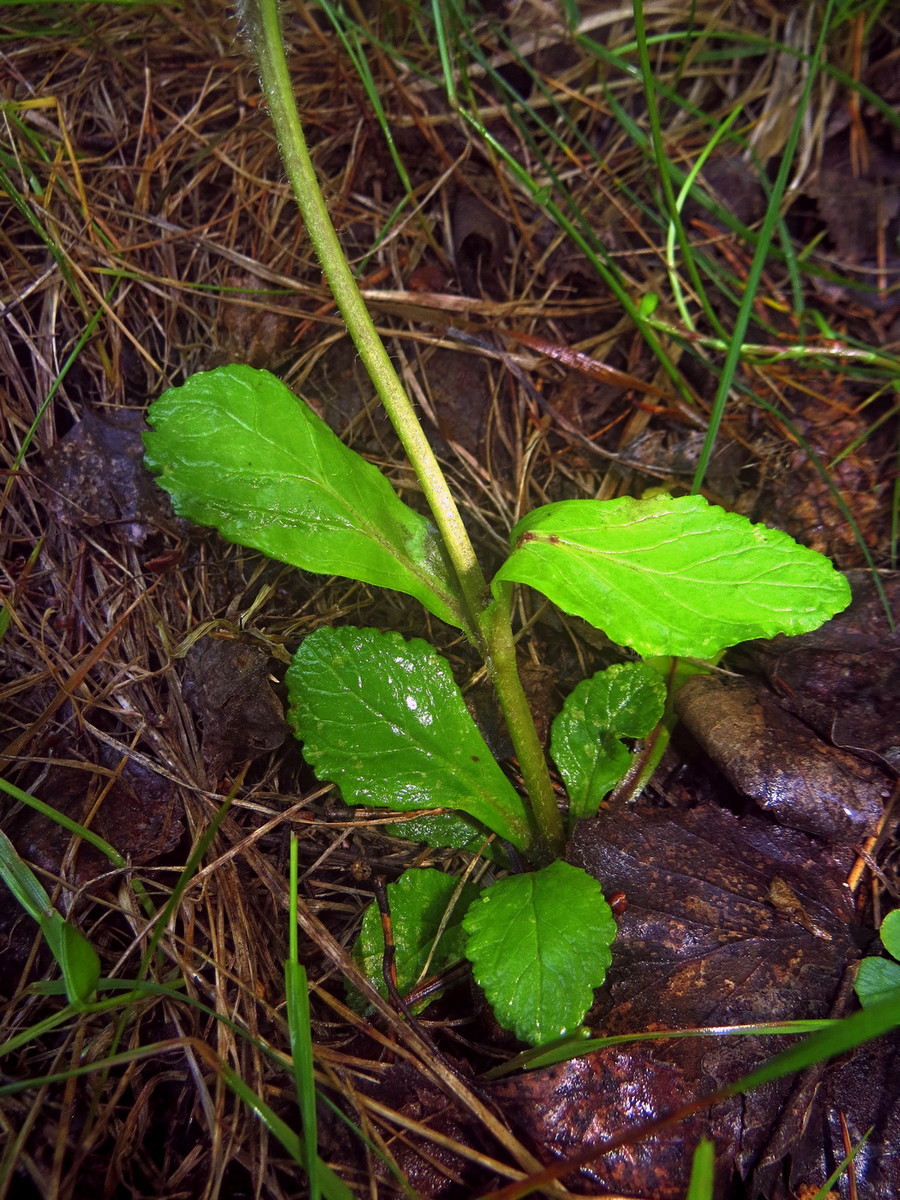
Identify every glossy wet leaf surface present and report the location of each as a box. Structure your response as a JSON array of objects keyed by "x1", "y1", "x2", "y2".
[
  {"x1": 285, "y1": 626, "x2": 533, "y2": 849},
  {"x1": 483, "y1": 803, "x2": 900, "y2": 1198},
  {"x1": 551, "y1": 662, "x2": 666, "y2": 823},
  {"x1": 352, "y1": 868, "x2": 480, "y2": 1009},
  {"x1": 675, "y1": 675, "x2": 886, "y2": 842},
  {"x1": 493, "y1": 494, "x2": 851, "y2": 658},
  {"x1": 144, "y1": 365, "x2": 466, "y2": 628},
  {"x1": 462, "y1": 861, "x2": 616, "y2": 1046},
  {"x1": 855, "y1": 910, "x2": 900, "y2": 1009}
]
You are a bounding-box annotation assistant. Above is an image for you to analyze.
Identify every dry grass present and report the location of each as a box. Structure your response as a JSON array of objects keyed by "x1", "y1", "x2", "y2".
[{"x1": 1, "y1": 1, "x2": 897, "y2": 1197}]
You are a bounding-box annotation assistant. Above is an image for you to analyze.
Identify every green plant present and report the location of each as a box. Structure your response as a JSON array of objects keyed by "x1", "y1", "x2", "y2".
[
  {"x1": 854, "y1": 909, "x2": 900, "y2": 1008},
  {"x1": 144, "y1": 362, "x2": 849, "y2": 1045},
  {"x1": 0, "y1": 823, "x2": 100, "y2": 1008},
  {"x1": 141, "y1": 0, "x2": 851, "y2": 1047}
]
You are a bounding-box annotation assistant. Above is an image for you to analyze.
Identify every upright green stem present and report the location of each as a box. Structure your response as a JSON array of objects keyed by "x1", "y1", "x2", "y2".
[
  {"x1": 248, "y1": 0, "x2": 562, "y2": 853},
  {"x1": 481, "y1": 587, "x2": 564, "y2": 855},
  {"x1": 251, "y1": 0, "x2": 486, "y2": 634}
]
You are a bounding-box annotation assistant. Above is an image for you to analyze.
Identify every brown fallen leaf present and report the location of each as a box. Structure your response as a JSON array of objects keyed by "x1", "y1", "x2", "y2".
[
  {"x1": 674, "y1": 675, "x2": 886, "y2": 842},
  {"x1": 487, "y1": 804, "x2": 860, "y2": 1197},
  {"x1": 742, "y1": 569, "x2": 900, "y2": 775}
]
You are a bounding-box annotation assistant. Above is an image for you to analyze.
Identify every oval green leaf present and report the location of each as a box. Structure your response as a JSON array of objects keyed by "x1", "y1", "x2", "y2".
[
  {"x1": 462, "y1": 861, "x2": 616, "y2": 1046},
  {"x1": 551, "y1": 662, "x2": 666, "y2": 822},
  {"x1": 493, "y1": 494, "x2": 851, "y2": 658},
  {"x1": 853, "y1": 958, "x2": 900, "y2": 1010},
  {"x1": 144, "y1": 365, "x2": 466, "y2": 629},
  {"x1": 286, "y1": 626, "x2": 534, "y2": 849},
  {"x1": 352, "y1": 868, "x2": 480, "y2": 1010},
  {"x1": 879, "y1": 909, "x2": 900, "y2": 961}
]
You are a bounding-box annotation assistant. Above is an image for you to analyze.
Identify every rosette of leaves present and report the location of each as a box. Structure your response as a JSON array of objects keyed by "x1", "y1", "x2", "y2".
[{"x1": 146, "y1": 365, "x2": 850, "y2": 1045}]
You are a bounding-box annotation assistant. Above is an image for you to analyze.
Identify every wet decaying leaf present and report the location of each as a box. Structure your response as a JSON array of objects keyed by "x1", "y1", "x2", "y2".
[
  {"x1": 742, "y1": 570, "x2": 900, "y2": 775},
  {"x1": 490, "y1": 1047, "x2": 710, "y2": 1199},
  {"x1": 181, "y1": 636, "x2": 289, "y2": 781},
  {"x1": 674, "y1": 674, "x2": 886, "y2": 842},
  {"x1": 488, "y1": 804, "x2": 867, "y2": 1197},
  {"x1": 755, "y1": 1030, "x2": 900, "y2": 1200},
  {"x1": 40, "y1": 409, "x2": 171, "y2": 545}
]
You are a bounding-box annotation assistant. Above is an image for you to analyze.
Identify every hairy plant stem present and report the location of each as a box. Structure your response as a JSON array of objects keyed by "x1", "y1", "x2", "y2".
[{"x1": 248, "y1": 0, "x2": 562, "y2": 854}]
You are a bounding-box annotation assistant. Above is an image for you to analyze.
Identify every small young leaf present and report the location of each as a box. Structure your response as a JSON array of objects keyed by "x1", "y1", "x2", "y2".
[
  {"x1": 353, "y1": 868, "x2": 480, "y2": 1008},
  {"x1": 144, "y1": 365, "x2": 466, "y2": 629},
  {"x1": 54, "y1": 916, "x2": 102, "y2": 1007},
  {"x1": 878, "y1": 908, "x2": 900, "y2": 961},
  {"x1": 462, "y1": 861, "x2": 616, "y2": 1046},
  {"x1": 854, "y1": 958, "x2": 900, "y2": 1010},
  {"x1": 493, "y1": 494, "x2": 851, "y2": 658},
  {"x1": 286, "y1": 627, "x2": 534, "y2": 850},
  {"x1": 0, "y1": 828, "x2": 100, "y2": 1006},
  {"x1": 854, "y1": 910, "x2": 900, "y2": 1009},
  {"x1": 686, "y1": 1138, "x2": 716, "y2": 1200},
  {"x1": 551, "y1": 662, "x2": 666, "y2": 822}
]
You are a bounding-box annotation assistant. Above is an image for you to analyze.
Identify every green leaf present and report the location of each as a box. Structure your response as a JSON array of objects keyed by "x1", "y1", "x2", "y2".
[
  {"x1": 0, "y1": 828, "x2": 100, "y2": 1006},
  {"x1": 853, "y1": 911, "x2": 900, "y2": 1009},
  {"x1": 686, "y1": 1138, "x2": 716, "y2": 1200},
  {"x1": 383, "y1": 812, "x2": 508, "y2": 861},
  {"x1": 462, "y1": 861, "x2": 616, "y2": 1046},
  {"x1": 353, "y1": 868, "x2": 480, "y2": 1008},
  {"x1": 493, "y1": 494, "x2": 851, "y2": 658},
  {"x1": 879, "y1": 908, "x2": 900, "y2": 961},
  {"x1": 854, "y1": 959, "x2": 900, "y2": 1010},
  {"x1": 53, "y1": 916, "x2": 101, "y2": 1008},
  {"x1": 144, "y1": 365, "x2": 465, "y2": 629},
  {"x1": 286, "y1": 626, "x2": 534, "y2": 850},
  {"x1": 551, "y1": 662, "x2": 666, "y2": 822}
]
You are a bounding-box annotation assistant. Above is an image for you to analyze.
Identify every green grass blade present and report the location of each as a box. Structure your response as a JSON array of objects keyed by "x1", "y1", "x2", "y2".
[
  {"x1": 633, "y1": 0, "x2": 730, "y2": 341},
  {"x1": 686, "y1": 1137, "x2": 715, "y2": 1200},
  {"x1": 0, "y1": 827, "x2": 100, "y2": 1006},
  {"x1": 287, "y1": 835, "x2": 321, "y2": 1200},
  {"x1": 691, "y1": 0, "x2": 836, "y2": 491},
  {"x1": 808, "y1": 1128, "x2": 871, "y2": 1200}
]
